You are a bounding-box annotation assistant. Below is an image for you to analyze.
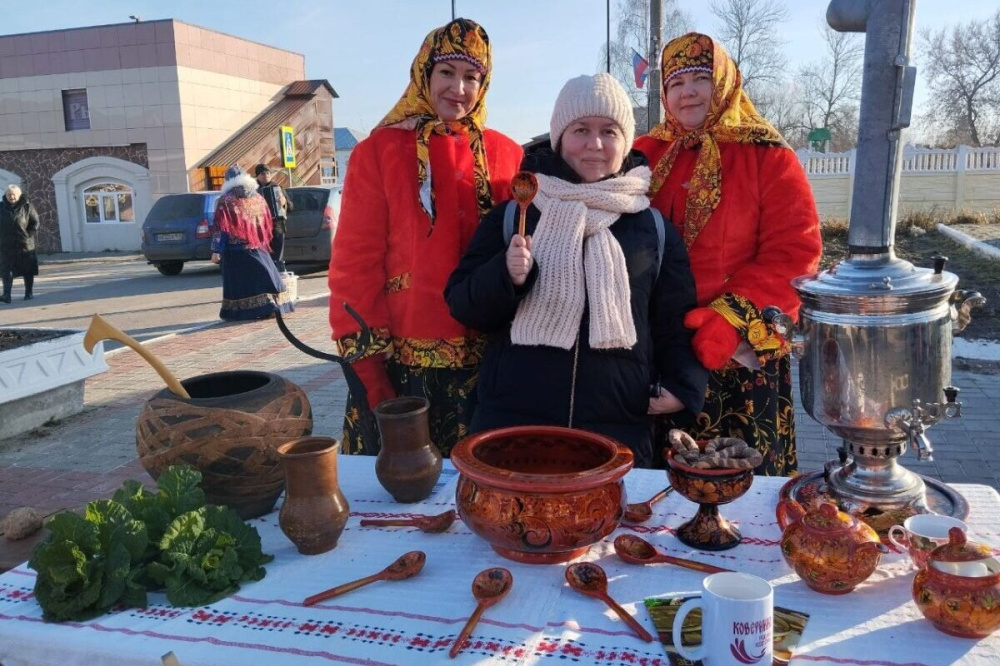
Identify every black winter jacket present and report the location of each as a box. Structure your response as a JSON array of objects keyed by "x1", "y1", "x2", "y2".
[
  {"x1": 0, "y1": 196, "x2": 40, "y2": 276},
  {"x1": 444, "y1": 146, "x2": 707, "y2": 467}
]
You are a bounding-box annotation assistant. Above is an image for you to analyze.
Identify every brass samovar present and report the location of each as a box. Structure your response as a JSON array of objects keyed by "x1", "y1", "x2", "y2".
[{"x1": 776, "y1": 0, "x2": 985, "y2": 532}]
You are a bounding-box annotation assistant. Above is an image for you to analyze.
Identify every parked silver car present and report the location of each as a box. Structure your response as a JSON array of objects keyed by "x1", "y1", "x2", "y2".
[{"x1": 284, "y1": 185, "x2": 342, "y2": 265}]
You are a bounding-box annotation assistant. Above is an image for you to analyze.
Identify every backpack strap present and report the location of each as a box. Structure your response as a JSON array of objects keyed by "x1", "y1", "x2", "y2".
[
  {"x1": 502, "y1": 200, "x2": 517, "y2": 245},
  {"x1": 649, "y1": 207, "x2": 666, "y2": 279}
]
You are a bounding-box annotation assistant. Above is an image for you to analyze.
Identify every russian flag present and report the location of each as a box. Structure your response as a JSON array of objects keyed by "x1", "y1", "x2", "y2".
[{"x1": 632, "y1": 49, "x2": 649, "y2": 89}]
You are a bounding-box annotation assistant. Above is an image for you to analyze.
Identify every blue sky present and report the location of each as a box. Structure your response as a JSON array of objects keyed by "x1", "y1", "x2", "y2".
[{"x1": 4, "y1": 1, "x2": 999, "y2": 143}]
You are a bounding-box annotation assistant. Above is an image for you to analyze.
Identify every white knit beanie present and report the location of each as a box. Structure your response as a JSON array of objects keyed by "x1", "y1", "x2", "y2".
[{"x1": 549, "y1": 73, "x2": 635, "y2": 151}]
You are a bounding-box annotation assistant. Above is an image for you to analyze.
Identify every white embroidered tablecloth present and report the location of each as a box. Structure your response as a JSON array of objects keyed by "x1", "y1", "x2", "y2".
[{"x1": 1, "y1": 457, "x2": 998, "y2": 666}]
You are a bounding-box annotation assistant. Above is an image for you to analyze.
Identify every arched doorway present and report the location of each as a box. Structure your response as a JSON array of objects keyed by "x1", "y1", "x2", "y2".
[
  {"x1": 0, "y1": 168, "x2": 22, "y2": 191},
  {"x1": 52, "y1": 157, "x2": 151, "y2": 252}
]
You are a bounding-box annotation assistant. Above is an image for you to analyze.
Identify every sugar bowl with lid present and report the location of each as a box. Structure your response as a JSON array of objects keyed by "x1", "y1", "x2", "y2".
[{"x1": 912, "y1": 527, "x2": 1000, "y2": 639}]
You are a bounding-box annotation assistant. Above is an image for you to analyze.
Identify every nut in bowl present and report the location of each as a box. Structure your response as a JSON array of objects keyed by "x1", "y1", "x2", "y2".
[
  {"x1": 450, "y1": 426, "x2": 633, "y2": 564},
  {"x1": 665, "y1": 431, "x2": 757, "y2": 551}
]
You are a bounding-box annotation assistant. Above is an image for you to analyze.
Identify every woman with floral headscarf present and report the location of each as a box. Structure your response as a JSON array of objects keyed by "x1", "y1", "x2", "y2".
[
  {"x1": 634, "y1": 33, "x2": 822, "y2": 476},
  {"x1": 328, "y1": 18, "x2": 522, "y2": 456},
  {"x1": 211, "y1": 166, "x2": 294, "y2": 321}
]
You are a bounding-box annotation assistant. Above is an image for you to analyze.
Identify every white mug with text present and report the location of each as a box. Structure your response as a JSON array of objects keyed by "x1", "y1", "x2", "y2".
[{"x1": 672, "y1": 572, "x2": 774, "y2": 665}]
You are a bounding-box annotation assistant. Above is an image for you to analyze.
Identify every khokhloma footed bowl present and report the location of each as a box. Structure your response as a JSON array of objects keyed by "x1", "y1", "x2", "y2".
[{"x1": 450, "y1": 426, "x2": 634, "y2": 564}]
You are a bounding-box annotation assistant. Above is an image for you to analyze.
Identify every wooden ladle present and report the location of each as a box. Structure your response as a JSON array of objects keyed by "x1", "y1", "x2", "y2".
[
  {"x1": 83, "y1": 313, "x2": 190, "y2": 398},
  {"x1": 613, "y1": 535, "x2": 732, "y2": 574},
  {"x1": 623, "y1": 486, "x2": 674, "y2": 523},
  {"x1": 359, "y1": 509, "x2": 456, "y2": 533},
  {"x1": 510, "y1": 171, "x2": 539, "y2": 237},
  {"x1": 303, "y1": 551, "x2": 426, "y2": 606},
  {"x1": 449, "y1": 567, "x2": 513, "y2": 659},
  {"x1": 565, "y1": 562, "x2": 654, "y2": 643}
]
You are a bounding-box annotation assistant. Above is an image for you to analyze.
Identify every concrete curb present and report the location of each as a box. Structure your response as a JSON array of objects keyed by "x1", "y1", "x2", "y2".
[
  {"x1": 936, "y1": 224, "x2": 1000, "y2": 261},
  {"x1": 38, "y1": 253, "x2": 145, "y2": 266}
]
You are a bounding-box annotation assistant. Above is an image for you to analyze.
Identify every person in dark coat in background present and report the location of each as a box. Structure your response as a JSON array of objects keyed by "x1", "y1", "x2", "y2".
[
  {"x1": 254, "y1": 164, "x2": 288, "y2": 272},
  {"x1": 0, "y1": 184, "x2": 40, "y2": 303},
  {"x1": 445, "y1": 73, "x2": 708, "y2": 468}
]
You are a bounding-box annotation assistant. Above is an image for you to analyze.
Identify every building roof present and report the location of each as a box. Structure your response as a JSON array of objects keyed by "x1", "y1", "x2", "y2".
[
  {"x1": 334, "y1": 128, "x2": 368, "y2": 151},
  {"x1": 285, "y1": 80, "x2": 339, "y2": 98},
  {"x1": 196, "y1": 80, "x2": 336, "y2": 170}
]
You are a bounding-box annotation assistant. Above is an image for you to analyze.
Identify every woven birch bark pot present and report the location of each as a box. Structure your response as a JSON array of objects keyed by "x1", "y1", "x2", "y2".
[{"x1": 135, "y1": 370, "x2": 312, "y2": 518}]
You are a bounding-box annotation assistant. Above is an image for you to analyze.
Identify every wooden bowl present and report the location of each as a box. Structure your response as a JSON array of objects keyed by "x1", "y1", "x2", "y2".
[
  {"x1": 450, "y1": 426, "x2": 633, "y2": 564},
  {"x1": 665, "y1": 446, "x2": 755, "y2": 551},
  {"x1": 136, "y1": 370, "x2": 312, "y2": 518}
]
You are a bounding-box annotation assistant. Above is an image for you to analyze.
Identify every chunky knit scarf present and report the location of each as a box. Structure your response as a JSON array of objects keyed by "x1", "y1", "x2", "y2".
[{"x1": 511, "y1": 166, "x2": 651, "y2": 350}]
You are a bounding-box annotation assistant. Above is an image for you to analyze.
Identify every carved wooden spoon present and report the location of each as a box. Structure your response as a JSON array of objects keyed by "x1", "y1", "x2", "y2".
[
  {"x1": 449, "y1": 567, "x2": 513, "y2": 659},
  {"x1": 623, "y1": 486, "x2": 674, "y2": 523},
  {"x1": 565, "y1": 562, "x2": 654, "y2": 642},
  {"x1": 303, "y1": 551, "x2": 425, "y2": 606},
  {"x1": 614, "y1": 535, "x2": 732, "y2": 574},
  {"x1": 359, "y1": 509, "x2": 456, "y2": 533},
  {"x1": 510, "y1": 171, "x2": 539, "y2": 237}
]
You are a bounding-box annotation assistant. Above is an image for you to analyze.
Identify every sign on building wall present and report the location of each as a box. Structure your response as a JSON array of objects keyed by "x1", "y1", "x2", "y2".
[{"x1": 280, "y1": 126, "x2": 296, "y2": 169}]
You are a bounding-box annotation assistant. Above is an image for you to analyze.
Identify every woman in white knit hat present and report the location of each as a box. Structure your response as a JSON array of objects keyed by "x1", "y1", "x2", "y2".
[{"x1": 446, "y1": 73, "x2": 707, "y2": 467}]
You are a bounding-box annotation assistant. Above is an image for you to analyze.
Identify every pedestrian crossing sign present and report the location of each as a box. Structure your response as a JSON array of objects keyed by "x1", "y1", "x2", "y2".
[{"x1": 280, "y1": 125, "x2": 296, "y2": 168}]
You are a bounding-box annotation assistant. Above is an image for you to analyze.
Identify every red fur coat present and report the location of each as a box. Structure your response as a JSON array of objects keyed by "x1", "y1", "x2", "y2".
[{"x1": 634, "y1": 139, "x2": 821, "y2": 320}]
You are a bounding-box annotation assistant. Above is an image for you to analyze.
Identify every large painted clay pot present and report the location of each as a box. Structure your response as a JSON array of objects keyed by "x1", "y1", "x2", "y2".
[
  {"x1": 374, "y1": 397, "x2": 442, "y2": 503},
  {"x1": 913, "y1": 527, "x2": 1000, "y2": 638},
  {"x1": 277, "y1": 437, "x2": 350, "y2": 555},
  {"x1": 450, "y1": 426, "x2": 633, "y2": 564},
  {"x1": 136, "y1": 370, "x2": 312, "y2": 518}
]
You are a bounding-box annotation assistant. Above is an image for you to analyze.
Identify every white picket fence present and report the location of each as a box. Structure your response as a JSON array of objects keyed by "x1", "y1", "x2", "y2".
[
  {"x1": 796, "y1": 145, "x2": 1000, "y2": 219},
  {"x1": 796, "y1": 145, "x2": 1000, "y2": 176}
]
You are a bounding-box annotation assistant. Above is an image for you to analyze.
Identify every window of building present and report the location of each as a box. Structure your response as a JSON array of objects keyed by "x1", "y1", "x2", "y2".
[
  {"x1": 83, "y1": 183, "x2": 135, "y2": 224},
  {"x1": 62, "y1": 89, "x2": 90, "y2": 131}
]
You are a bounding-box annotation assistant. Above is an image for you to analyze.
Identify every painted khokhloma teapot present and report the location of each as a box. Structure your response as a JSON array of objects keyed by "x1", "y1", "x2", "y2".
[{"x1": 776, "y1": 500, "x2": 884, "y2": 595}]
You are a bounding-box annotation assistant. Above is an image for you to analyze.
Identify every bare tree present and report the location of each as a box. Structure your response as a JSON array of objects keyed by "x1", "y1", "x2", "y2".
[
  {"x1": 709, "y1": 0, "x2": 789, "y2": 98},
  {"x1": 798, "y1": 23, "x2": 863, "y2": 151},
  {"x1": 753, "y1": 81, "x2": 808, "y2": 147},
  {"x1": 919, "y1": 10, "x2": 1000, "y2": 147},
  {"x1": 603, "y1": 0, "x2": 691, "y2": 115}
]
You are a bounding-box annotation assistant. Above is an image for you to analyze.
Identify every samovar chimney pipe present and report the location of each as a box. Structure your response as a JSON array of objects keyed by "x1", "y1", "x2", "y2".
[{"x1": 827, "y1": 0, "x2": 917, "y2": 256}]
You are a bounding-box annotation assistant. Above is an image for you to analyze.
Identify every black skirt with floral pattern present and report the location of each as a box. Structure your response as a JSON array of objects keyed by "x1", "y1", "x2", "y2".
[{"x1": 653, "y1": 355, "x2": 797, "y2": 476}]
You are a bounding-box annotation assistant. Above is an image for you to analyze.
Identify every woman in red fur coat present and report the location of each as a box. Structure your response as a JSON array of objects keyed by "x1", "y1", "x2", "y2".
[
  {"x1": 634, "y1": 33, "x2": 822, "y2": 475},
  {"x1": 328, "y1": 18, "x2": 522, "y2": 456}
]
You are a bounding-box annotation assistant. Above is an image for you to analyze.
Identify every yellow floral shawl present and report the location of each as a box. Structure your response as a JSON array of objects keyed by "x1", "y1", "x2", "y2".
[
  {"x1": 647, "y1": 33, "x2": 786, "y2": 248},
  {"x1": 378, "y1": 18, "x2": 494, "y2": 232}
]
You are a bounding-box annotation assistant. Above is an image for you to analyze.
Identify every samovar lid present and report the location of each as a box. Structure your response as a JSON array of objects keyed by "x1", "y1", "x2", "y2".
[{"x1": 792, "y1": 253, "x2": 958, "y2": 311}]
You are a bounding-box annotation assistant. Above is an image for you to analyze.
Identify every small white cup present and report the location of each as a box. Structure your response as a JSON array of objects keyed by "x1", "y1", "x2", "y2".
[
  {"x1": 887, "y1": 514, "x2": 968, "y2": 569},
  {"x1": 673, "y1": 572, "x2": 773, "y2": 665}
]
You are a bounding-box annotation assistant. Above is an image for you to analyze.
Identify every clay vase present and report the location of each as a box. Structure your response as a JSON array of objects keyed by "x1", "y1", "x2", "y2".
[
  {"x1": 277, "y1": 437, "x2": 350, "y2": 555},
  {"x1": 136, "y1": 370, "x2": 312, "y2": 519},
  {"x1": 373, "y1": 397, "x2": 442, "y2": 503}
]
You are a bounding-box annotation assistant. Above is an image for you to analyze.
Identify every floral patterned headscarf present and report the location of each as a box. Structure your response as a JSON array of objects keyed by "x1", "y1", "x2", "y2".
[
  {"x1": 379, "y1": 18, "x2": 494, "y2": 233},
  {"x1": 647, "y1": 33, "x2": 786, "y2": 248}
]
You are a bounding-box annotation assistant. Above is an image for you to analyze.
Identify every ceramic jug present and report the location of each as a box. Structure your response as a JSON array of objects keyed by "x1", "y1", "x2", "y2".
[
  {"x1": 374, "y1": 397, "x2": 442, "y2": 503},
  {"x1": 277, "y1": 437, "x2": 350, "y2": 555},
  {"x1": 776, "y1": 499, "x2": 884, "y2": 594},
  {"x1": 913, "y1": 526, "x2": 1000, "y2": 638}
]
